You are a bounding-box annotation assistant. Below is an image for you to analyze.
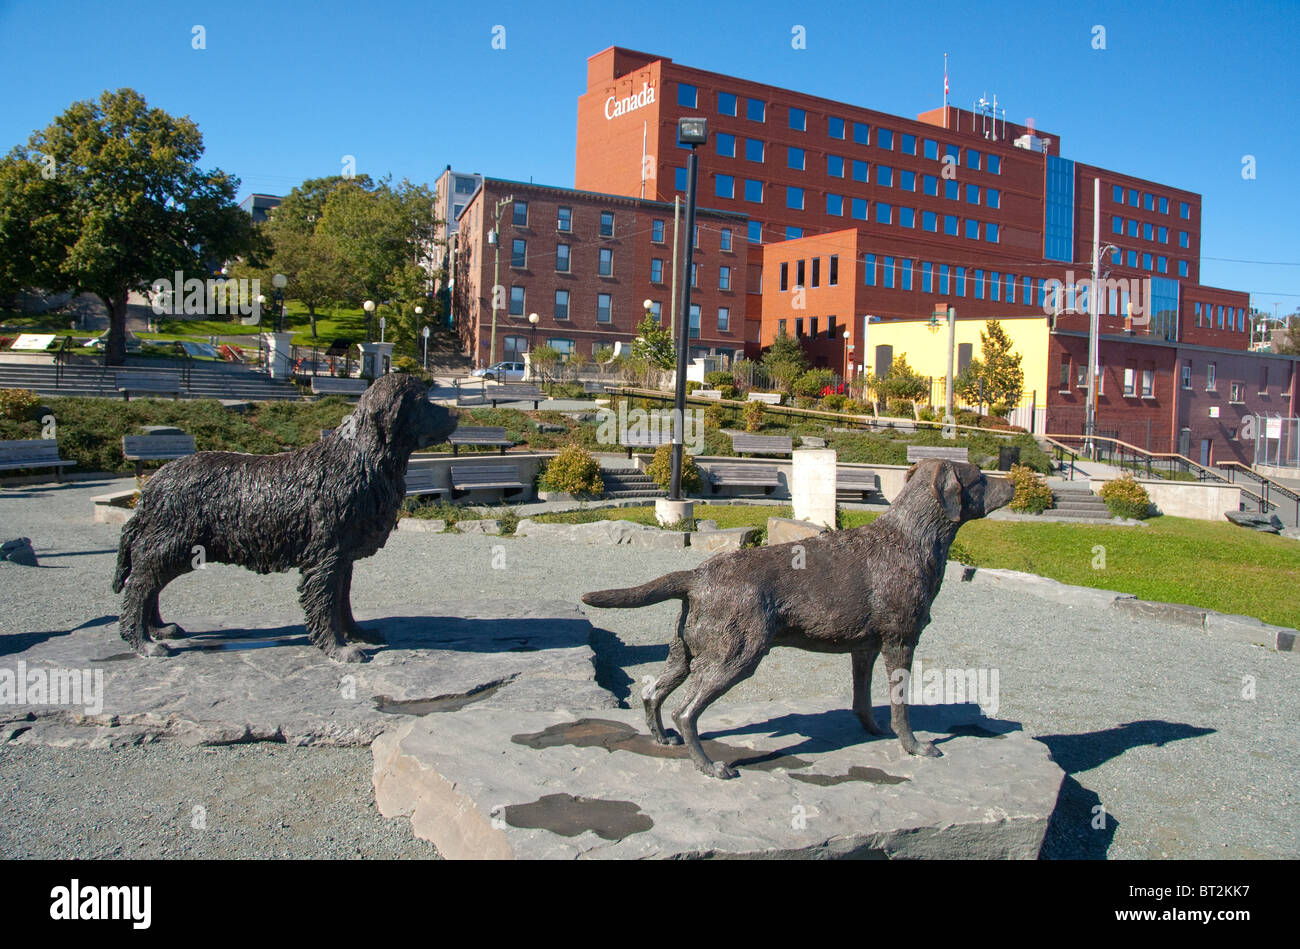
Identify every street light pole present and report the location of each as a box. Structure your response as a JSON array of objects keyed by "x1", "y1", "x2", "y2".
[
  {"x1": 670, "y1": 118, "x2": 707, "y2": 502},
  {"x1": 489, "y1": 194, "x2": 515, "y2": 369},
  {"x1": 1086, "y1": 176, "x2": 1101, "y2": 456},
  {"x1": 945, "y1": 304, "x2": 956, "y2": 436}
]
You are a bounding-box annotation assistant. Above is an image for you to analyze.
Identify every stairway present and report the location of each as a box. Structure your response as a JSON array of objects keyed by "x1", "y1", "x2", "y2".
[
  {"x1": 600, "y1": 468, "x2": 667, "y2": 499},
  {"x1": 0, "y1": 358, "x2": 302, "y2": 402},
  {"x1": 1049, "y1": 485, "x2": 1113, "y2": 521}
]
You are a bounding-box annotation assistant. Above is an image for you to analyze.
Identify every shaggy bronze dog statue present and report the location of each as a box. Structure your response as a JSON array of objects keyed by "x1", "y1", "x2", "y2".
[
  {"x1": 112, "y1": 374, "x2": 456, "y2": 662},
  {"x1": 582, "y1": 459, "x2": 1014, "y2": 779}
]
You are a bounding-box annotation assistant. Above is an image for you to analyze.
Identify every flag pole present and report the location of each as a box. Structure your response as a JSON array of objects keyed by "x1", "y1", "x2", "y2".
[{"x1": 943, "y1": 53, "x2": 949, "y2": 128}]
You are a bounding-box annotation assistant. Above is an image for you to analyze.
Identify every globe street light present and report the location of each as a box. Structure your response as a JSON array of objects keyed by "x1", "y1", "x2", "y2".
[
  {"x1": 363, "y1": 299, "x2": 376, "y2": 342},
  {"x1": 272, "y1": 273, "x2": 287, "y2": 333}
]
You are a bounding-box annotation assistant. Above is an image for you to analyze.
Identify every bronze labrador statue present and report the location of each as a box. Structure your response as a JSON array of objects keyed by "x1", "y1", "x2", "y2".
[
  {"x1": 582, "y1": 459, "x2": 1014, "y2": 778},
  {"x1": 113, "y1": 374, "x2": 457, "y2": 662}
]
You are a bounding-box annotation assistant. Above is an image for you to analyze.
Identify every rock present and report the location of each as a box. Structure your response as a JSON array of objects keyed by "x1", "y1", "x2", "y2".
[
  {"x1": 0, "y1": 537, "x2": 38, "y2": 567},
  {"x1": 0, "y1": 599, "x2": 614, "y2": 749},
  {"x1": 765, "y1": 517, "x2": 828, "y2": 545},
  {"x1": 536, "y1": 423, "x2": 567, "y2": 433},
  {"x1": 1203, "y1": 612, "x2": 1299, "y2": 650},
  {"x1": 517, "y1": 519, "x2": 652, "y2": 546},
  {"x1": 399, "y1": 518, "x2": 446, "y2": 533},
  {"x1": 692, "y1": 527, "x2": 757, "y2": 552},
  {"x1": 695, "y1": 519, "x2": 719, "y2": 532},
  {"x1": 1280, "y1": 527, "x2": 1300, "y2": 541},
  {"x1": 1113, "y1": 598, "x2": 1208, "y2": 629},
  {"x1": 967, "y1": 567, "x2": 1134, "y2": 609},
  {"x1": 800, "y1": 436, "x2": 827, "y2": 448},
  {"x1": 372, "y1": 701, "x2": 1063, "y2": 860},
  {"x1": 1224, "y1": 511, "x2": 1283, "y2": 533},
  {"x1": 455, "y1": 519, "x2": 502, "y2": 535}
]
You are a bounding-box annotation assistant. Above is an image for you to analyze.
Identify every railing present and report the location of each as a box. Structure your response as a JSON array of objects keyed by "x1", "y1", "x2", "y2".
[
  {"x1": 1218, "y1": 460, "x2": 1300, "y2": 522},
  {"x1": 53, "y1": 334, "x2": 74, "y2": 388},
  {"x1": 1039, "y1": 435, "x2": 1083, "y2": 481}
]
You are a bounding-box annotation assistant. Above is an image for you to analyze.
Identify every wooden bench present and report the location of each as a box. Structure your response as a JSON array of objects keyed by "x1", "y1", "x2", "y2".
[
  {"x1": 583, "y1": 381, "x2": 608, "y2": 395},
  {"x1": 448, "y1": 426, "x2": 513, "y2": 455},
  {"x1": 311, "y1": 376, "x2": 369, "y2": 398},
  {"x1": 121, "y1": 434, "x2": 196, "y2": 478},
  {"x1": 731, "y1": 433, "x2": 793, "y2": 457},
  {"x1": 449, "y1": 464, "x2": 528, "y2": 500},
  {"x1": 488, "y1": 383, "x2": 544, "y2": 409},
  {"x1": 456, "y1": 381, "x2": 488, "y2": 406},
  {"x1": 746, "y1": 391, "x2": 782, "y2": 405},
  {"x1": 116, "y1": 372, "x2": 182, "y2": 401},
  {"x1": 836, "y1": 468, "x2": 881, "y2": 501},
  {"x1": 404, "y1": 466, "x2": 446, "y2": 500},
  {"x1": 622, "y1": 428, "x2": 672, "y2": 459},
  {"x1": 708, "y1": 463, "x2": 781, "y2": 496},
  {"x1": 906, "y1": 445, "x2": 970, "y2": 464},
  {"x1": 0, "y1": 439, "x2": 76, "y2": 482}
]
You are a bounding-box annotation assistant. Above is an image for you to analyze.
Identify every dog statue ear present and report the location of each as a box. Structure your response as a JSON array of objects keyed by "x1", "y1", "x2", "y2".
[
  {"x1": 904, "y1": 462, "x2": 919, "y2": 482},
  {"x1": 931, "y1": 462, "x2": 964, "y2": 522}
]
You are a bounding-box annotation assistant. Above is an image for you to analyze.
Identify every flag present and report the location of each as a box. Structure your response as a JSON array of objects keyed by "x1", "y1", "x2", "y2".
[{"x1": 944, "y1": 54, "x2": 949, "y2": 96}]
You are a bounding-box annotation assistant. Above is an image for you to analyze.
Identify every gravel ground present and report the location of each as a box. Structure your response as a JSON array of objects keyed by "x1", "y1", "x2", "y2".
[{"x1": 1, "y1": 477, "x2": 1296, "y2": 859}]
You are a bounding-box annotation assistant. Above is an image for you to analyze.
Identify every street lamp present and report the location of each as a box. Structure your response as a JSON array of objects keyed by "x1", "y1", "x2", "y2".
[
  {"x1": 363, "y1": 299, "x2": 376, "y2": 342},
  {"x1": 669, "y1": 116, "x2": 707, "y2": 506},
  {"x1": 842, "y1": 329, "x2": 852, "y2": 386},
  {"x1": 415, "y1": 305, "x2": 425, "y2": 370},
  {"x1": 272, "y1": 273, "x2": 287, "y2": 333},
  {"x1": 528, "y1": 312, "x2": 540, "y2": 380}
]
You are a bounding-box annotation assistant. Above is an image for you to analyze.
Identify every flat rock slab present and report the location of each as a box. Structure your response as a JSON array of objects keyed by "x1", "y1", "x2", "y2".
[
  {"x1": 372, "y1": 701, "x2": 1063, "y2": 859},
  {"x1": 1, "y1": 598, "x2": 612, "y2": 749}
]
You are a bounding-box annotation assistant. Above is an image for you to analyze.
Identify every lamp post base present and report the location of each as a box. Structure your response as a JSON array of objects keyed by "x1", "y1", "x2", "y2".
[{"x1": 655, "y1": 498, "x2": 694, "y2": 528}]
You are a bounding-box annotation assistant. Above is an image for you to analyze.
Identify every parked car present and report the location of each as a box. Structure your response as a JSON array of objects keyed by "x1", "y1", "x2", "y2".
[{"x1": 471, "y1": 361, "x2": 525, "y2": 382}]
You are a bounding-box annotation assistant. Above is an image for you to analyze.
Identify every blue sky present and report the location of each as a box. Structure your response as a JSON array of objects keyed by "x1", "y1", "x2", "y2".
[{"x1": 1, "y1": 0, "x2": 1297, "y2": 312}]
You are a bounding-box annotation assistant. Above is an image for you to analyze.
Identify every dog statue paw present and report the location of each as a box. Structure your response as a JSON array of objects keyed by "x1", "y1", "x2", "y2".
[
  {"x1": 138, "y1": 641, "x2": 176, "y2": 658},
  {"x1": 329, "y1": 644, "x2": 369, "y2": 664}
]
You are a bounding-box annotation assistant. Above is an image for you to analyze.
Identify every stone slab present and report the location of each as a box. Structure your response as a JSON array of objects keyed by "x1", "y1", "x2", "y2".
[
  {"x1": 1113, "y1": 598, "x2": 1208, "y2": 629},
  {"x1": 0, "y1": 598, "x2": 613, "y2": 749},
  {"x1": 964, "y1": 567, "x2": 1136, "y2": 610},
  {"x1": 455, "y1": 518, "x2": 502, "y2": 535},
  {"x1": 372, "y1": 701, "x2": 1062, "y2": 860},
  {"x1": 398, "y1": 518, "x2": 446, "y2": 533},
  {"x1": 691, "y1": 527, "x2": 758, "y2": 553},
  {"x1": 765, "y1": 517, "x2": 827, "y2": 546}
]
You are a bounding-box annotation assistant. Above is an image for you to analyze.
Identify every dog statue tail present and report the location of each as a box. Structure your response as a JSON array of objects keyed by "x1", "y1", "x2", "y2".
[
  {"x1": 582, "y1": 570, "x2": 694, "y2": 609},
  {"x1": 111, "y1": 517, "x2": 140, "y2": 593}
]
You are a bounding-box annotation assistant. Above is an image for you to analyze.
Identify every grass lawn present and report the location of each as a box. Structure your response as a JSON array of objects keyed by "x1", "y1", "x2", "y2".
[
  {"x1": 535, "y1": 504, "x2": 1300, "y2": 629},
  {"x1": 154, "y1": 302, "x2": 368, "y2": 346}
]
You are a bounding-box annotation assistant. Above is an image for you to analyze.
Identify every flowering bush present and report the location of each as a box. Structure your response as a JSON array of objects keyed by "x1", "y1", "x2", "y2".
[
  {"x1": 1099, "y1": 474, "x2": 1152, "y2": 519},
  {"x1": 539, "y1": 443, "x2": 604, "y2": 497},
  {"x1": 646, "y1": 443, "x2": 701, "y2": 493},
  {"x1": 1007, "y1": 464, "x2": 1054, "y2": 514}
]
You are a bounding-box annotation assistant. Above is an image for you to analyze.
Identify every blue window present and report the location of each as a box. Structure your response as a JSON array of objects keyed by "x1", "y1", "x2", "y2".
[
  {"x1": 785, "y1": 226, "x2": 802, "y2": 240},
  {"x1": 716, "y1": 133, "x2": 736, "y2": 158},
  {"x1": 966, "y1": 184, "x2": 980, "y2": 204},
  {"x1": 987, "y1": 188, "x2": 1000, "y2": 209},
  {"x1": 827, "y1": 193, "x2": 843, "y2": 216},
  {"x1": 828, "y1": 154, "x2": 844, "y2": 177},
  {"x1": 1113, "y1": 184, "x2": 1124, "y2": 203},
  {"x1": 939, "y1": 264, "x2": 950, "y2": 293},
  {"x1": 787, "y1": 186, "x2": 804, "y2": 210},
  {"x1": 1179, "y1": 230, "x2": 1189, "y2": 248},
  {"x1": 1143, "y1": 252, "x2": 1153, "y2": 270},
  {"x1": 945, "y1": 144, "x2": 959, "y2": 164},
  {"x1": 715, "y1": 174, "x2": 734, "y2": 199},
  {"x1": 829, "y1": 116, "x2": 845, "y2": 139},
  {"x1": 986, "y1": 223, "x2": 999, "y2": 242},
  {"x1": 1180, "y1": 201, "x2": 1190, "y2": 218},
  {"x1": 899, "y1": 170, "x2": 915, "y2": 191},
  {"x1": 1127, "y1": 250, "x2": 1138, "y2": 267},
  {"x1": 1006, "y1": 274, "x2": 1017, "y2": 303},
  {"x1": 876, "y1": 165, "x2": 892, "y2": 187},
  {"x1": 899, "y1": 207, "x2": 915, "y2": 228},
  {"x1": 922, "y1": 261, "x2": 933, "y2": 292},
  {"x1": 652, "y1": 219, "x2": 664, "y2": 242},
  {"x1": 944, "y1": 214, "x2": 958, "y2": 236},
  {"x1": 974, "y1": 269, "x2": 985, "y2": 300},
  {"x1": 1179, "y1": 260, "x2": 1188, "y2": 277},
  {"x1": 1128, "y1": 220, "x2": 1138, "y2": 237},
  {"x1": 853, "y1": 121, "x2": 870, "y2": 145},
  {"x1": 1159, "y1": 196, "x2": 1169, "y2": 214},
  {"x1": 689, "y1": 304, "x2": 700, "y2": 338},
  {"x1": 787, "y1": 146, "x2": 805, "y2": 170},
  {"x1": 650, "y1": 258, "x2": 663, "y2": 282},
  {"x1": 1156, "y1": 256, "x2": 1167, "y2": 274},
  {"x1": 675, "y1": 167, "x2": 687, "y2": 191},
  {"x1": 923, "y1": 174, "x2": 938, "y2": 196},
  {"x1": 677, "y1": 83, "x2": 697, "y2": 108},
  {"x1": 746, "y1": 98, "x2": 765, "y2": 122},
  {"x1": 1147, "y1": 276, "x2": 1179, "y2": 340},
  {"x1": 924, "y1": 138, "x2": 939, "y2": 160},
  {"x1": 922, "y1": 210, "x2": 937, "y2": 231},
  {"x1": 744, "y1": 179, "x2": 763, "y2": 202},
  {"x1": 863, "y1": 254, "x2": 876, "y2": 286},
  {"x1": 955, "y1": 266, "x2": 966, "y2": 297},
  {"x1": 747, "y1": 221, "x2": 762, "y2": 243},
  {"x1": 1043, "y1": 155, "x2": 1075, "y2": 263},
  {"x1": 718, "y1": 307, "x2": 730, "y2": 332},
  {"x1": 852, "y1": 159, "x2": 869, "y2": 182},
  {"x1": 882, "y1": 256, "x2": 895, "y2": 288},
  {"x1": 1158, "y1": 226, "x2": 1168, "y2": 244},
  {"x1": 990, "y1": 272, "x2": 1000, "y2": 301},
  {"x1": 966, "y1": 148, "x2": 980, "y2": 170},
  {"x1": 1112, "y1": 216, "x2": 1122, "y2": 234},
  {"x1": 987, "y1": 154, "x2": 1001, "y2": 175},
  {"x1": 745, "y1": 138, "x2": 764, "y2": 162},
  {"x1": 1218, "y1": 305, "x2": 1224, "y2": 328},
  {"x1": 901, "y1": 259, "x2": 913, "y2": 290},
  {"x1": 1144, "y1": 192, "x2": 1155, "y2": 211},
  {"x1": 851, "y1": 197, "x2": 868, "y2": 220},
  {"x1": 789, "y1": 107, "x2": 806, "y2": 131},
  {"x1": 1112, "y1": 247, "x2": 1122, "y2": 264},
  {"x1": 1143, "y1": 222, "x2": 1153, "y2": 240},
  {"x1": 945, "y1": 179, "x2": 959, "y2": 200},
  {"x1": 717, "y1": 91, "x2": 737, "y2": 116},
  {"x1": 965, "y1": 218, "x2": 979, "y2": 239},
  {"x1": 901, "y1": 133, "x2": 916, "y2": 155},
  {"x1": 720, "y1": 228, "x2": 732, "y2": 251},
  {"x1": 877, "y1": 128, "x2": 894, "y2": 150},
  {"x1": 1128, "y1": 188, "x2": 1139, "y2": 207},
  {"x1": 876, "y1": 202, "x2": 892, "y2": 224}
]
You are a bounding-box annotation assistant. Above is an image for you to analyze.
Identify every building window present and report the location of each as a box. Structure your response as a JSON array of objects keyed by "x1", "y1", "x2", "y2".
[
  {"x1": 922, "y1": 210, "x2": 937, "y2": 231},
  {"x1": 882, "y1": 256, "x2": 895, "y2": 289},
  {"x1": 986, "y1": 223, "x2": 999, "y2": 242},
  {"x1": 1156, "y1": 256, "x2": 1167, "y2": 274},
  {"x1": 596, "y1": 293, "x2": 611, "y2": 323},
  {"x1": 745, "y1": 138, "x2": 764, "y2": 162},
  {"x1": 1123, "y1": 367, "x2": 1136, "y2": 396},
  {"x1": 944, "y1": 214, "x2": 958, "y2": 236},
  {"x1": 744, "y1": 179, "x2": 763, "y2": 203},
  {"x1": 1230, "y1": 381, "x2": 1244, "y2": 403},
  {"x1": 786, "y1": 186, "x2": 804, "y2": 210},
  {"x1": 849, "y1": 159, "x2": 868, "y2": 183},
  {"x1": 648, "y1": 301, "x2": 662, "y2": 323},
  {"x1": 810, "y1": 317, "x2": 819, "y2": 336},
  {"x1": 940, "y1": 264, "x2": 950, "y2": 294},
  {"x1": 1112, "y1": 216, "x2": 1123, "y2": 234},
  {"x1": 788, "y1": 107, "x2": 806, "y2": 131},
  {"x1": 787, "y1": 146, "x2": 805, "y2": 170},
  {"x1": 923, "y1": 174, "x2": 938, "y2": 196},
  {"x1": 965, "y1": 219, "x2": 979, "y2": 239},
  {"x1": 509, "y1": 286, "x2": 524, "y2": 316},
  {"x1": 966, "y1": 183, "x2": 980, "y2": 204},
  {"x1": 829, "y1": 116, "x2": 845, "y2": 139},
  {"x1": 924, "y1": 138, "x2": 939, "y2": 160},
  {"x1": 1127, "y1": 250, "x2": 1138, "y2": 268},
  {"x1": 851, "y1": 197, "x2": 867, "y2": 220},
  {"x1": 1128, "y1": 188, "x2": 1139, "y2": 207},
  {"x1": 1182, "y1": 364, "x2": 1192, "y2": 389},
  {"x1": 598, "y1": 247, "x2": 613, "y2": 276},
  {"x1": 877, "y1": 128, "x2": 894, "y2": 150},
  {"x1": 987, "y1": 154, "x2": 1001, "y2": 174},
  {"x1": 1144, "y1": 192, "x2": 1155, "y2": 211},
  {"x1": 829, "y1": 254, "x2": 839, "y2": 286},
  {"x1": 899, "y1": 207, "x2": 915, "y2": 228},
  {"x1": 650, "y1": 258, "x2": 664, "y2": 283},
  {"x1": 718, "y1": 307, "x2": 730, "y2": 332},
  {"x1": 548, "y1": 338, "x2": 574, "y2": 356},
  {"x1": 1178, "y1": 260, "x2": 1188, "y2": 278},
  {"x1": 599, "y1": 211, "x2": 614, "y2": 237},
  {"x1": 974, "y1": 269, "x2": 985, "y2": 300},
  {"x1": 1207, "y1": 363, "x2": 1217, "y2": 391},
  {"x1": 990, "y1": 271, "x2": 1001, "y2": 301},
  {"x1": 512, "y1": 201, "x2": 528, "y2": 226},
  {"x1": 876, "y1": 165, "x2": 893, "y2": 187},
  {"x1": 828, "y1": 154, "x2": 844, "y2": 177},
  {"x1": 719, "y1": 266, "x2": 731, "y2": 290},
  {"x1": 827, "y1": 193, "x2": 844, "y2": 216},
  {"x1": 810, "y1": 257, "x2": 821, "y2": 288},
  {"x1": 779, "y1": 263, "x2": 789, "y2": 291},
  {"x1": 652, "y1": 219, "x2": 665, "y2": 242},
  {"x1": 511, "y1": 239, "x2": 527, "y2": 268},
  {"x1": 718, "y1": 91, "x2": 737, "y2": 116},
  {"x1": 716, "y1": 133, "x2": 736, "y2": 158},
  {"x1": 748, "y1": 221, "x2": 762, "y2": 243},
  {"x1": 863, "y1": 254, "x2": 876, "y2": 286},
  {"x1": 1060, "y1": 358, "x2": 1072, "y2": 391},
  {"x1": 556, "y1": 244, "x2": 570, "y2": 272},
  {"x1": 554, "y1": 289, "x2": 568, "y2": 320},
  {"x1": 922, "y1": 261, "x2": 933, "y2": 293},
  {"x1": 454, "y1": 175, "x2": 476, "y2": 194},
  {"x1": 1180, "y1": 201, "x2": 1191, "y2": 218},
  {"x1": 899, "y1": 169, "x2": 916, "y2": 191},
  {"x1": 689, "y1": 304, "x2": 701, "y2": 338},
  {"x1": 1112, "y1": 184, "x2": 1124, "y2": 203},
  {"x1": 777, "y1": 319, "x2": 787, "y2": 336},
  {"x1": 677, "y1": 83, "x2": 697, "y2": 108},
  {"x1": 876, "y1": 202, "x2": 892, "y2": 225},
  {"x1": 945, "y1": 179, "x2": 959, "y2": 201},
  {"x1": 746, "y1": 97, "x2": 765, "y2": 122},
  {"x1": 795, "y1": 259, "x2": 805, "y2": 287},
  {"x1": 853, "y1": 121, "x2": 870, "y2": 145},
  {"x1": 557, "y1": 206, "x2": 571, "y2": 232},
  {"x1": 954, "y1": 266, "x2": 966, "y2": 297},
  {"x1": 1160, "y1": 196, "x2": 1169, "y2": 214},
  {"x1": 965, "y1": 148, "x2": 981, "y2": 170},
  {"x1": 691, "y1": 262, "x2": 698, "y2": 287},
  {"x1": 715, "y1": 174, "x2": 735, "y2": 199},
  {"x1": 987, "y1": 188, "x2": 1000, "y2": 209},
  {"x1": 901, "y1": 133, "x2": 916, "y2": 155}
]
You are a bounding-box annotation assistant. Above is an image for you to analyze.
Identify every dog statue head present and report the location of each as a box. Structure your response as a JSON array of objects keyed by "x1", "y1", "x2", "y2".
[
  {"x1": 344, "y1": 374, "x2": 457, "y2": 455},
  {"x1": 904, "y1": 458, "x2": 1015, "y2": 524}
]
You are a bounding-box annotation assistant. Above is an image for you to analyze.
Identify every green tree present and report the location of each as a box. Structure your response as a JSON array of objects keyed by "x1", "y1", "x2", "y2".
[
  {"x1": 0, "y1": 88, "x2": 255, "y2": 364},
  {"x1": 876, "y1": 353, "x2": 928, "y2": 403},
  {"x1": 761, "y1": 332, "x2": 808, "y2": 392},
  {"x1": 262, "y1": 228, "x2": 356, "y2": 338},
  {"x1": 631, "y1": 312, "x2": 676, "y2": 370},
  {"x1": 1274, "y1": 314, "x2": 1300, "y2": 356},
  {"x1": 955, "y1": 320, "x2": 1025, "y2": 408}
]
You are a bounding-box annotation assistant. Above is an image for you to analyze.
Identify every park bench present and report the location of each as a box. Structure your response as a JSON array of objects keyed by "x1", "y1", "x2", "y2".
[
  {"x1": 456, "y1": 381, "x2": 489, "y2": 406},
  {"x1": 448, "y1": 426, "x2": 513, "y2": 455},
  {"x1": 116, "y1": 372, "x2": 182, "y2": 401},
  {"x1": 311, "y1": 376, "x2": 369, "y2": 398},
  {"x1": 449, "y1": 463, "x2": 528, "y2": 500},
  {"x1": 121, "y1": 434, "x2": 197, "y2": 478},
  {"x1": 404, "y1": 466, "x2": 446, "y2": 501},
  {"x1": 488, "y1": 383, "x2": 544, "y2": 409},
  {"x1": 693, "y1": 389, "x2": 724, "y2": 401},
  {"x1": 906, "y1": 445, "x2": 970, "y2": 464},
  {"x1": 0, "y1": 439, "x2": 76, "y2": 482},
  {"x1": 708, "y1": 463, "x2": 782, "y2": 496},
  {"x1": 836, "y1": 467, "x2": 882, "y2": 501},
  {"x1": 746, "y1": 391, "x2": 782, "y2": 405},
  {"x1": 621, "y1": 428, "x2": 672, "y2": 459},
  {"x1": 731, "y1": 433, "x2": 793, "y2": 457},
  {"x1": 583, "y1": 381, "x2": 608, "y2": 395}
]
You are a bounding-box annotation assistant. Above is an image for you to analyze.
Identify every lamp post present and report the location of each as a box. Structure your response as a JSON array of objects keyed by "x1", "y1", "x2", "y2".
[
  {"x1": 669, "y1": 116, "x2": 707, "y2": 505},
  {"x1": 363, "y1": 299, "x2": 375, "y2": 342},
  {"x1": 256, "y1": 293, "x2": 267, "y2": 372},
  {"x1": 415, "y1": 305, "x2": 425, "y2": 370},
  {"x1": 272, "y1": 273, "x2": 287, "y2": 333},
  {"x1": 928, "y1": 304, "x2": 957, "y2": 436},
  {"x1": 488, "y1": 194, "x2": 515, "y2": 368},
  {"x1": 842, "y1": 329, "x2": 852, "y2": 389},
  {"x1": 528, "y1": 312, "x2": 539, "y2": 381}
]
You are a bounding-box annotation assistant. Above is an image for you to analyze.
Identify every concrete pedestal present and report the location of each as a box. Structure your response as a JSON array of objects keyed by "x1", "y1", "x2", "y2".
[
  {"x1": 792, "y1": 449, "x2": 837, "y2": 528},
  {"x1": 264, "y1": 332, "x2": 294, "y2": 380},
  {"x1": 654, "y1": 497, "x2": 694, "y2": 527},
  {"x1": 359, "y1": 342, "x2": 394, "y2": 379}
]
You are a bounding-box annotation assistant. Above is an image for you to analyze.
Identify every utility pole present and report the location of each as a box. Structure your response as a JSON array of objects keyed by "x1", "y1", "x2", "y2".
[
  {"x1": 945, "y1": 305, "x2": 956, "y2": 437},
  {"x1": 670, "y1": 195, "x2": 680, "y2": 336},
  {"x1": 488, "y1": 194, "x2": 514, "y2": 368},
  {"x1": 1086, "y1": 177, "x2": 1101, "y2": 456},
  {"x1": 670, "y1": 118, "x2": 707, "y2": 507}
]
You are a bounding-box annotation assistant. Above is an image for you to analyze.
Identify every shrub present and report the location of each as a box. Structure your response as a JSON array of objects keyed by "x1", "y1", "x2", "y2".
[
  {"x1": 543, "y1": 381, "x2": 586, "y2": 400},
  {"x1": 705, "y1": 370, "x2": 737, "y2": 388},
  {"x1": 646, "y1": 442, "x2": 701, "y2": 493},
  {"x1": 917, "y1": 406, "x2": 938, "y2": 422},
  {"x1": 820, "y1": 393, "x2": 847, "y2": 412},
  {"x1": 1007, "y1": 464, "x2": 1054, "y2": 514},
  {"x1": 703, "y1": 404, "x2": 724, "y2": 429},
  {"x1": 717, "y1": 384, "x2": 738, "y2": 400},
  {"x1": 538, "y1": 443, "x2": 604, "y2": 497},
  {"x1": 685, "y1": 380, "x2": 701, "y2": 394},
  {"x1": 392, "y1": 355, "x2": 420, "y2": 374},
  {"x1": 0, "y1": 388, "x2": 40, "y2": 421},
  {"x1": 886, "y1": 398, "x2": 915, "y2": 419},
  {"x1": 842, "y1": 398, "x2": 869, "y2": 415},
  {"x1": 792, "y1": 368, "x2": 836, "y2": 399},
  {"x1": 744, "y1": 399, "x2": 764, "y2": 433},
  {"x1": 1099, "y1": 474, "x2": 1152, "y2": 519}
]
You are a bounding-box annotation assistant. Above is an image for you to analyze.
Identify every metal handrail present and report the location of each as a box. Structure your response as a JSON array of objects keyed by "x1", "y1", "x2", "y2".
[
  {"x1": 53, "y1": 334, "x2": 74, "y2": 388},
  {"x1": 1038, "y1": 435, "x2": 1083, "y2": 481},
  {"x1": 1218, "y1": 460, "x2": 1300, "y2": 521}
]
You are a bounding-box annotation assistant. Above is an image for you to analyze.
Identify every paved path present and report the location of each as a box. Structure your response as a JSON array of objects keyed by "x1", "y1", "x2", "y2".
[{"x1": 0, "y1": 478, "x2": 1294, "y2": 859}]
